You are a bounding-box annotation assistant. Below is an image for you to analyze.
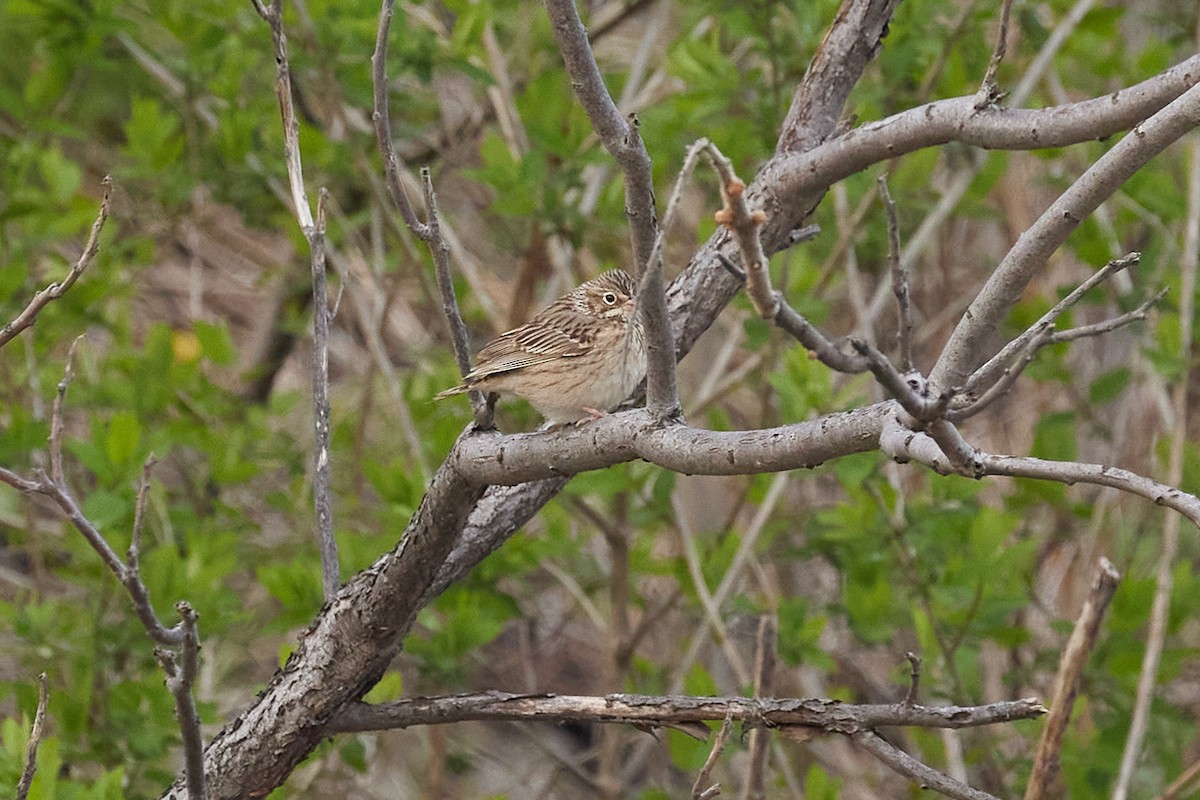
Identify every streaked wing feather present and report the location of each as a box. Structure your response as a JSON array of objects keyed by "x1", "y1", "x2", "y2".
[{"x1": 466, "y1": 321, "x2": 592, "y2": 380}]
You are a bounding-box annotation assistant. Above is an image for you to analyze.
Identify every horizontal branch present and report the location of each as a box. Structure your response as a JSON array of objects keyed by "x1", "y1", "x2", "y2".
[
  {"x1": 327, "y1": 690, "x2": 1046, "y2": 735},
  {"x1": 880, "y1": 425, "x2": 1200, "y2": 529},
  {"x1": 769, "y1": 53, "x2": 1200, "y2": 205},
  {"x1": 447, "y1": 404, "x2": 892, "y2": 485}
]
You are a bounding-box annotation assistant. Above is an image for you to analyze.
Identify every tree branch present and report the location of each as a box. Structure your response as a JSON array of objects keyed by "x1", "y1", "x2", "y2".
[
  {"x1": 693, "y1": 712, "x2": 734, "y2": 800},
  {"x1": 1025, "y1": 558, "x2": 1121, "y2": 800},
  {"x1": 880, "y1": 425, "x2": 1200, "y2": 529},
  {"x1": 14, "y1": 673, "x2": 48, "y2": 800},
  {"x1": 255, "y1": 0, "x2": 341, "y2": 600},
  {"x1": 933, "y1": 77, "x2": 1200, "y2": 389},
  {"x1": 326, "y1": 690, "x2": 1046, "y2": 734},
  {"x1": 447, "y1": 404, "x2": 891, "y2": 485},
  {"x1": 853, "y1": 730, "x2": 1000, "y2": 800},
  {"x1": 0, "y1": 177, "x2": 113, "y2": 349},
  {"x1": 543, "y1": 0, "x2": 677, "y2": 418},
  {"x1": 373, "y1": 1, "x2": 489, "y2": 428}
]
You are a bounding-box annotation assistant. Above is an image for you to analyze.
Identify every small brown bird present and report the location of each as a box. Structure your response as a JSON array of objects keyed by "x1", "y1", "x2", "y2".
[{"x1": 436, "y1": 269, "x2": 646, "y2": 425}]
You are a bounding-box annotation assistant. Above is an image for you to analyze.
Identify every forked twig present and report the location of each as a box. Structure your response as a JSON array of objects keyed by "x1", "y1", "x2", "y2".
[
  {"x1": 373, "y1": 1, "x2": 490, "y2": 428},
  {"x1": 692, "y1": 712, "x2": 735, "y2": 800},
  {"x1": 975, "y1": 0, "x2": 1016, "y2": 109},
  {"x1": 255, "y1": 0, "x2": 341, "y2": 598}
]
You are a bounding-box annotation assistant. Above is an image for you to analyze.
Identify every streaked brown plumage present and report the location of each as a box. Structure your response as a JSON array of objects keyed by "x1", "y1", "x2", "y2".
[{"x1": 436, "y1": 269, "x2": 646, "y2": 424}]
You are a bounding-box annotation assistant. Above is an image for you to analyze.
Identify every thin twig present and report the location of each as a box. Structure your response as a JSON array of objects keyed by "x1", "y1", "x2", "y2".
[
  {"x1": 854, "y1": 730, "x2": 1000, "y2": 800},
  {"x1": 708, "y1": 152, "x2": 777, "y2": 320},
  {"x1": 1024, "y1": 558, "x2": 1120, "y2": 800},
  {"x1": 129, "y1": 455, "x2": 158, "y2": 569},
  {"x1": 0, "y1": 178, "x2": 113, "y2": 349},
  {"x1": 963, "y1": 252, "x2": 1140, "y2": 395},
  {"x1": 371, "y1": 0, "x2": 431, "y2": 236},
  {"x1": 904, "y1": 652, "x2": 923, "y2": 706},
  {"x1": 693, "y1": 712, "x2": 735, "y2": 800},
  {"x1": 255, "y1": 0, "x2": 341, "y2": 599},
  {"x1": 1157, "y1": 757, "x2": 1200, "y2": 800},
  {"x1": 15, "y1": 673, "x2": 48, "y2": 800},
  {"x1": 49, "y1": 335, "x2": 84, "y2": 486},
  {"x1": 311, "y1": 189, "x2": 339, "y2": 601},
  {"x1": 422, "y1": 168, "x2": 490, "y2": 427},
  {"x1": 373, "y1": 3, "x2": 490, "y2": 428},
  {"x1": 740, "y1": 616, "x2": 776, "y2": 800},
  {"x1": 975, "y1": 0, "x2": 1016, "y2": 109},
  {"x1": 1043, "y1": 288, "x2": 1165, "y2": 344},
  {"x1": 949, "y1": 286, "x2": 1165, "y2": 422},
  {"x1": 880, "y1": 424, "x2": 1200, "y2": 529},
  {"x1": 878, "y1": 176, "x2": 915, "y2": 372}
]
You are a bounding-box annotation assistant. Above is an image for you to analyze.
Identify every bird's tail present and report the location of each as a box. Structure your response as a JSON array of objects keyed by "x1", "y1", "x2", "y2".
[{"x1": 433, "y1": 384, "x2": 467, "y2": 400}]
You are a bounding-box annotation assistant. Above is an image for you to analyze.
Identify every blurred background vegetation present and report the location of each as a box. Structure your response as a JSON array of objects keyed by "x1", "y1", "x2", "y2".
[{"x1": 1, "y1": 0, "x2": 1198, "y2": 797}]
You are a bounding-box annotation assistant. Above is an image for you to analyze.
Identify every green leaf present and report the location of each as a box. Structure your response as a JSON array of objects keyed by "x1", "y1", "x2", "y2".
[
  {"x1": 37, "y1": 145, "x2": 82, "y2": 202},
  {"x1": 104, "y1": 411, "x2": 142, "y2": 468},
  {"x1": 1089, "y1": 367, "x2": 1131, "y2": 405},
  {"x1": 80, "y1": 488, "x2": 129, "y2": 530},
  {"x1": 193, "y1": 320, "x2": 236, "y2": 366}
]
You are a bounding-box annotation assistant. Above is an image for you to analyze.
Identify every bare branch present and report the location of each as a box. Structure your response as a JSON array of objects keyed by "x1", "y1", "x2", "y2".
[
  {"x1": 777, "y1": 0, "x2": 900, "y2": 153},
  {"x1": 449, "y1": 404, "x2": 891, "y2": 485},
  {"x1": 1158, "y1": 758, "x2": 1200, "y2": 800},
  {"x1": 878, "y1": 176, "x2": 914, "y2": 372},
  {"x1": 15, "y1": 673, "x2": 48, "y2": 800},
  {"x1": 374, "y1": 3, "x2": 493, "y2": 429},
  {"x1": 1025, "y1": 558, "x2": 1121, "y2": 800},
  {"x1": 694, "y1": 712, "x2": 734, "y2": 800},
  {"x1": 740, "y1": 616, "x2": 777, "y2": 800},
  {"x1": 950, "y1": 286, "x2": 1164, "y2": 423},
  {"x1": 327, "y1": 690, "x2": 1045, "y2": 734},
  {"x1": 158, "y1": 603, "x2": 207, "y2": 800},
  {"x1": 673, "y1": 53, "x2": 1200, "y2": 360},
  {"x1": 0, "y1": 178, "x2": 113, "y2": 350},
  {"x1": 881, "y1": 425, "x2": 1200, "y2": 529},
  {"x1": 311, "y1": 189, "x2": 339, "y2": 601},
  {"x1": 904, "y1": 652, "x2": 922, "y2": 707},
  {"x1": 421, "y1": 168, "x2": 490, "y2": 428},
  {"x1": 543, "y1": 0, "x2": 677, "y2": 418},
  {"x1": 964, "y1": 253, "x2": 1140, "y2": 396},
  {"x1": 1043, "y1": 289, "x2": 1165, "y2": 344},
  {"x1": 854, "y1": 730, "x2": 1000, "y2": 800},
  {"x1": 933, "y1": 80, "x2": 1200, "y2": 390},
  {"x1": 255, "y1": 0, "x2": 341, "y2": 600},
  {"x1": 975, "y1": 0, "x2": 1015, "y2": 109}
]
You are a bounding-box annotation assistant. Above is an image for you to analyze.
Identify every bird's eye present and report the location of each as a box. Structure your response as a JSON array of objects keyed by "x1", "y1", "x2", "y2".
[{"x1": 602, "y1": 292, "x2": 618, "y2": 305}]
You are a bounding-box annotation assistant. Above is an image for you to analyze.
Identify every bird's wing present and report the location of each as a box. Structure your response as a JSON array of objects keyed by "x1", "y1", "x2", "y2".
[{"x1": 466, "y1": 317, "x2": 595, "y2": 379}]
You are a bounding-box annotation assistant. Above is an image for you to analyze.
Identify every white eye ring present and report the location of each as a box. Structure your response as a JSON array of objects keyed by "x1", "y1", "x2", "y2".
[{"x1": 602, "y1": 292, "x2": 618, "y2": 305}]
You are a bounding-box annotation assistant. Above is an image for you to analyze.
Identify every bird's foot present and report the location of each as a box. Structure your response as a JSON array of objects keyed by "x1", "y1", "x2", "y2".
[{"x1": 575, "y1": 407, "x2": 609, "y2": 425}]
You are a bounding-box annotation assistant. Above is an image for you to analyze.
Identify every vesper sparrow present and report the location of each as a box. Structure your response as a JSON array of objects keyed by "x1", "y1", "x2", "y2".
[{"x1": 436, "y1": 269, "x2": 647, "y2": 425}]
